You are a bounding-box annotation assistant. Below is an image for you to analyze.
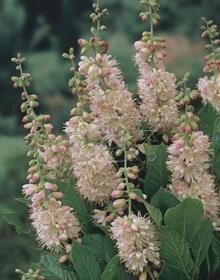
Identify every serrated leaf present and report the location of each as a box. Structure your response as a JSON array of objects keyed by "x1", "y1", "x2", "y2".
[
  {"x1": 191, "y1": 219, "x2": 213, "y2": 270},
  {"x1": 164, "y1": 198, "x2": 204, "y2": 244},
  {"x1": 82, "y1": 234, "x2": 116, "y2": 270},
  {"x1": 71, "y1": 240, "x2": 101, "y2": 280},
  {"x1": 151, "y1": 188, "x2": 179, "y2": 214},
  {"x1": 160, "y1": 228, "x2": 194, "y2": 279},
  {"x1": 144, "y1": 144, "x2": 170, "y2": 197},
  {"x1": 143, "y1": 201, "x2": 162, "y2": 227},
  {"x1": 0, "y1": 207, "x2": 28, "y2": 234},
  {"x1": 199, "y1": 104, "x2": 218, "y2": 137},
  {"x1": 101, "y1": 255, "x2": 133, "y2": 280},
  {"x1": 59, "y1": 183, "x2": 93, "y2": 233},
  {"x1": 39, "y1": 254, "x2": 77, "y2": 280}
]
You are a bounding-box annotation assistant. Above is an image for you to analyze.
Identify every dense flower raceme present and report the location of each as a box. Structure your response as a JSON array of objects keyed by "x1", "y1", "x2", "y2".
[
  {"x1": 135, "y1": 40, "x2": 179, "y2": 132},
  {"x1": 167, "y1": 130, "x2": 220, "y2": 228},
  {"x1": 65, "y1": 116, "x2": 120, "y2": 204},
  {"x1": 90, "y1": 86, "x2": 142, "y2": 145},
  {"x1": 23, "y1": 114, "x2": 81, "y2": 251},
  {"x1": 137, "y1": 68, "x2": 178, "y2": 131},
  {"x1": 30, "y1": 197, "x2": 81, "y2": 251},
  {"x1": 198, "y1": 74, "x2": 220, "y2": 112},
  {"x1": 111, "y1": 214, "x2": 160, "y2": 275},
  {"x1": 77, "y1": 52, "x2": 142, "y2": 146}
]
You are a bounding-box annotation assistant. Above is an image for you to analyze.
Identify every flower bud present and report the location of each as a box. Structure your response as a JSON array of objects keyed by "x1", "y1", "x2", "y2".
[
  {"x1": 111, "y1": 190, "x2": 124, "y2": 199},
  {"x1": 113, "y1": 199, "x2": 126, "y2": 210},
  {"x1": 59, "y1": 255, "x2": 68, "y2": 263}
]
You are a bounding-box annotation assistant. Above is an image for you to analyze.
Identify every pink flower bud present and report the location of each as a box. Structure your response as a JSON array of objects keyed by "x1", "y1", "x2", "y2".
[
  {"x1": 59, "y1": 255, "x2": 68, "y2": 263},
  {"x1": 113, "y1": 199, "x2": 126, "y2": 209},
  {"x1": 44, "y1": 182, "x2": 58, "y2": 191},
  {"x1": 111, "y1": 190, "x2": 124, "y2": 199},
  {"x1": 53, "y1": 192, "x2": 64, "y2": 199}
]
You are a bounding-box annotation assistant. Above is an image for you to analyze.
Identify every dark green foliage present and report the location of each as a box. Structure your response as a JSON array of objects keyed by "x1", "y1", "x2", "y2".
[
  {"x1": 39, "y1": 254, "x2": 78, "y2": 280},
  {"x1": 60, "y1": 183, "x2": 93, "y2": 233},
  {"x1": 144, "y1": 144, "x2": 170, "y2": 197},
  {"x1": 160, "y1": 198, "x2": 214, "y2": 280}
]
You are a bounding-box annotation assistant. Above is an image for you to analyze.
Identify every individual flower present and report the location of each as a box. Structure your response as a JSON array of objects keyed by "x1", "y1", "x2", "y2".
[
  {"x1": 31, "y1": 198, "x2": 81, "y2": 251},
  {"x1": 111, "y1": 214, "x2": 160, "y2": 275},
  {"x1": 78, "y1": 53, "x2": 125, "y2": 91},
  {"x1": 72, "y1": 143, "x2": 120, "y2": 204},
  {"x1": 90, "y1": 87, "x2": 142, "y2": 145},
  {"x1": 198, "y1": 74, "x2": 220, "y2": 111},
  {"x1": 137, "y1": 68, "x2": 178, "y2": 131}
]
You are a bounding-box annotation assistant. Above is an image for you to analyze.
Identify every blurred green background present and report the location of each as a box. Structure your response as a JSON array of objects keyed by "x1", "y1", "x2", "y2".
[{"x1": 0, "y1": 0, "x2": 220, "y2": 279}]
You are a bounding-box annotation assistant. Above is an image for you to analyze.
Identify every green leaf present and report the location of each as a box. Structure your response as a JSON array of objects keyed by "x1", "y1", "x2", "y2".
[
  {"x1": 164, "y1": 198, "x2": 204, "y2": 244},
  {"x1": 191, "y1": 219, "x2": 213, "y2": 270},
  {"x1": 160, "y1": 228, "x2": 194, "y2": 279},
  {"x1": 143, "y1": 201, "x2": 162, "y2": 227},
  {"x1": 101, "y1": 255, "x2": 133, "y2": 280},
  {"x1": 151, "y1": 188, "x2": 179, "y2": 214},
  {"x1": 159, "y1": 262, "x2": 189, "y2": 280},
  {"x1": 59, "y1": 183, "x2": 93, "y2": 233},
  {"x1": 199, "y1": 104, "x2": 218, "y2": 137},
  {"x1": 15, "y1": 197, "x2": 31, "y2": 205},
  {"x1": 0, "y1": 207, "x2": 28, "y2": 234},
  {"x1": 39, "y1": 254, "x2": 78, "y2": 280},
  {"x1": 144, "y1": 144, "x2": 170, "y2": 197},
  {"x1": 71, "y1": 240, "x2": 101, "y2": 280},
  {"x1": 206, "y1": 236, "x2": 220, "y2": 273},
  {"x1": 82, "y1": 234, "x2": 116, "y2": 270}
]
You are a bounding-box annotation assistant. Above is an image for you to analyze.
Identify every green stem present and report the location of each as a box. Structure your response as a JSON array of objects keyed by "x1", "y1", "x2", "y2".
[
  {"x1": 149, "y1": 5, "x2": 154, "y2": 38},
  {"x1": 147, "y1": 267, "x2": 156, "y2": 280},
  {"x1": 123, "y1": 149, "x2": 132, "y2": 217}
]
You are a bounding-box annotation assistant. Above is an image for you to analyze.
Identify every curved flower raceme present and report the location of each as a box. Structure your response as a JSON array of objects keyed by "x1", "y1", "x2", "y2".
[
  {"x1": 23, "y1": 182, "x2": 81, "y2": 251},
  {"x1": 65, "y1": 117, "x2": 120, "y2": 204},
  {"x1": 111, "y1": 214, "x2": 160, "y2": 275},
  {"x1": 167, "y1": 131, "x2": 220, "y2": 228},
  {"x1": 31, "y1": 198, "x2": 81, "y2": 251},
  {"x1": 90, "y1": 87, "x2": 142, "y2": 145},
  {"x1": 198, "y1": 74, "x2": 220, "y2": 111}
]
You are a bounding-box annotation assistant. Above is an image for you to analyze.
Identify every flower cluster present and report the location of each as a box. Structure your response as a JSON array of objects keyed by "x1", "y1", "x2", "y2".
[
  {"x1": 135, "y1": 33, "x2": 178, "y2": 132},
  {"x1": 11, "y1": 54, "x2": 81, "y2": 253},
  {"x1": 167, "y1": 118, "x2": 220, "y2": 229},
  {"x1": 198, "y1": 74, "x2": 220, "y2": 111},
  {"x1": 90, "y1": 87, "x2": 142, "y2": 145},
  {"x1": 66, "y1": 116, "x2": 120, "y2": 204},
  {"x1": 137, "y1": 68, "x2": 178, "y2": 131},
  {"x1": 111, "y1": 214, "x2": 160, "y2": 275}
]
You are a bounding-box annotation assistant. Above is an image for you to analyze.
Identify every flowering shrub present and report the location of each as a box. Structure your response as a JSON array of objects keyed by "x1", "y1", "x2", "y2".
[{"x1": 3, "y1": 0, "x2": 220, "y2": 279}]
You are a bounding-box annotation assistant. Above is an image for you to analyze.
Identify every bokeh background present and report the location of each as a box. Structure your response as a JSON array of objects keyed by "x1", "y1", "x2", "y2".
[{"x1": 1, "y1": 0, "x2": 220, "y2": 279}]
